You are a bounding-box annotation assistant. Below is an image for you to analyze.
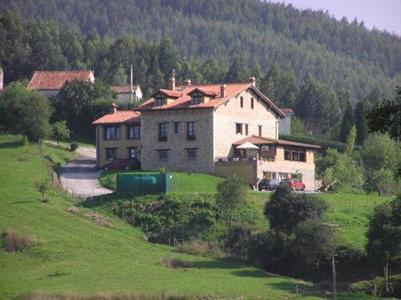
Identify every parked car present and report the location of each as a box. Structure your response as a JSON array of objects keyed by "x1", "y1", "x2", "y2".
[
  {"x1": 103, "y1": 159, "x2": 140, "y2": 171},
  {"x1": 258, "y1": 178, "x2": 280, "y2": 191},
  {"x1": 280, "y1": 178, "x2": 305, "y2": 191}
]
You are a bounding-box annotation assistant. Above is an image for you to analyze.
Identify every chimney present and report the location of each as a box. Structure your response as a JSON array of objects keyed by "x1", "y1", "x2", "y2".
[
  {"x1": 184, "y1": 79, "x2": 191, "y2": 86},
  {"x1": 0, "y1": 67, "x2": 3, "y2": 91},
  {"x1": 169, "y1": 69, "x2": 176, "y2": 91},
  {"x1": 249, "y1": 76, "x2": 256, "y2": 87},
  {"x1": 112, "y1": 103, "x2": 118, "y2": 114},
  {"x1": 220, "y1": 83, "x2": 227, "y2": 98}
]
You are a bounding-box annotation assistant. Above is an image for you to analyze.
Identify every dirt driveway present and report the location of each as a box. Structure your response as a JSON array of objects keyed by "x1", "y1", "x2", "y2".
[{"x1": 60, "y1": 146, "x2": 113, "y2": 199}]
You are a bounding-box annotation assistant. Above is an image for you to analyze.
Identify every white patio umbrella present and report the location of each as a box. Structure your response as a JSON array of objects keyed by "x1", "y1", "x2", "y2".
[{"x1": 236, "y1": 141, "x2": 259, "y2": 149}]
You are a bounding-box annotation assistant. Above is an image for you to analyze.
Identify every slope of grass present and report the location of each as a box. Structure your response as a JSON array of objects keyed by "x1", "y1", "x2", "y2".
[
  {"x1": 0, "y1": 134, "x2": 326, "y2": 299},
  {"x1": 99, "y1": 171, "x2": 393, "y2": 249}
]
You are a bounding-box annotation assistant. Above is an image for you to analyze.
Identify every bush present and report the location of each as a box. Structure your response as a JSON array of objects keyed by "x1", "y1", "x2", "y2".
[
  {"x1": 161, "y1": 256, "x2": 194, "y2": 268},
  {"x1": 70, "y1": 142, "x2": 79, "y2": 152},
  {"x1": 158, "y1": 167, "x2": 167, "y2": 174},
  {"x1": 224, "y1": 223, "x2": 254, "y2": 259},
  {"x1": 216, "y1": 175, "x2": 247, "y2": 215},
  {"x1": 22, "y1": 135, "x2": 29, "y2": 146},
  {"x1": 2, "y1": 228, "x2": 36, "y2": 252},
  {"x1": 176, "y1": 239, "x2": 224, "y2": 258}
]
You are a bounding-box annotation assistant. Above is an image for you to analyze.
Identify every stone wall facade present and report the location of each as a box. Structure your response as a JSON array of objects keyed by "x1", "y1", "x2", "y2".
[
  {"x1": 213, "y1": 89, "x2": 278, "y2": 159},
  {"x1": 96, "y1": 124, "x2": 141, "y2": 167},
  {"x1": 140, "y1": 109, "x2": 215, "y2": 173}
]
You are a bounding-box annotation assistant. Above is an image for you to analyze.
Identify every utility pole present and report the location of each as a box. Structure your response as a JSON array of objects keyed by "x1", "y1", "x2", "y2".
[
  {"x1": 322, "y1": 222, "x2": 339, "y2": 300},
  {"x1": 130, "y1": 64, "x2": 134, "y2": 103}
]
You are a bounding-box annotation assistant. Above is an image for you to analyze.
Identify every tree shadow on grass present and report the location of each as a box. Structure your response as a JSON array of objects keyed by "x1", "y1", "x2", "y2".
[
  {"x1": 0, "y1": 140, "x2": 23, "y2": 149},
  {"x1": 191, "y1": 258, "x2": 246, "y2": 270},
  {"x1": 267, "y1": 281, "x2": 325, "y2": 299},
  {"x1": 12, "y1": 200, "x2": 35, "y2": 205}
]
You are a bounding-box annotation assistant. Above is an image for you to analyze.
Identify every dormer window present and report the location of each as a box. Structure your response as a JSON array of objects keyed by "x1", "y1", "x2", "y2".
[
  {"x1": 191, "y1": 92, "x2": 203, "y2": 105},
  {"x1": 155, "y1": 95, "x2": 165, "y2": 106}
]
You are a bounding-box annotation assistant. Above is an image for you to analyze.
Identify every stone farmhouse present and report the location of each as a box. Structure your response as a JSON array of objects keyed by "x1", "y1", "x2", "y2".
[
  {"x1": 93, "y1": 76, "x2": 319, "y2": 190},
  {"x1": 27, "y1": 70, "x2": 95, "y2": 97}
]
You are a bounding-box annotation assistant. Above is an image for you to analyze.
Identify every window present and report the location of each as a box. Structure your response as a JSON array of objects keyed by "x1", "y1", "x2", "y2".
[
  {"x1": 174, "y1": 122, "x2": 180, "y2": 134},
  {"x1": 284, "y1": 148, "x2": 307, "y2": 162},
  {"x1": 158, "y1": 122, "x2": 168, "y2": 141},
  {"x1": 240, "y1": 97, "x2": 244, "y2": 108},
  {"x1": 245, "y1": 124, "x2": 249, "y2": 135},
  {"x1": 104, "y1": 126, "x2": 120, "y2": 140},
  {"x1": 127, "y1": 147, "x2": 137, "y2": 159},
  {"x1": 278, "y1": 172, "x2": 289, "y2": 181},
  {"x1": 158, "y1": 149, "x2": 169, "y2": 160},
  {"x1": 105, "y1": 148, "x2": 117, "y2": 161},
  {"x1": 186, "y1": 148, "x2": 197, "y2": 160},
  {"x1": 191, "y1": 92, "x2": 203, "y2": 105},
  {"x1": 258, "y1": 125, "x2": 262, "y2": 137},
  {"x1": 127, "y1": 124, "x2": 140, "y2": 139},
  {"x1": 155, "y1": 96, "x2": 165, "y2": 106},
  {"x1": 235, "y1": 123, "x2": 243, "y2": 134},
  {"x1": 187, "y1": 122, "x2": 196, "y2": 140},
  {"x1": 251, "y1": 98, "x2": 254, "y2": 109}
]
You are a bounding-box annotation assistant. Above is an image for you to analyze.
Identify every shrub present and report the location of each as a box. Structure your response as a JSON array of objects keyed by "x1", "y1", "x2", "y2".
[
  {"x1": 224, "y1": 223, "x2": 254, "y2": 259},
  {"x1": 35, "y1": 180, "x2": 50, "y2": 203},
  {"x1": 2, "y1": 228, "x2": 36, "y2": 252},
  {"x1": 70, "y1": 142, "x2": 79, "y2": 152},
  {"x1": 158, "y1": 167, "x2": 167, "y2": 174},
  {"x1": 216, "y1": 175, "x2": 247, "y2": 215},
  {"x1": 161, "y1": 256, "x2": 193, "y2": 268},
  {"x1": 22, "y1": 135, "x2": 29, "y2": 146},
  {"x1": 176, "y1": 239, "x2": 224, "y2": 258}
]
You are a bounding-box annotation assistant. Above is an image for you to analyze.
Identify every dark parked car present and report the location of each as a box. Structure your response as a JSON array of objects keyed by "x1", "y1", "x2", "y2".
[
  {"x1": 280, "y1": 178, "x2": 305, "y2": 191},
  {"x1": 103, "y1": 159, "x2": 140, "y2": 171},
  {"x1": 258, "y1": 178, "x2": 280, "y2": 191}
]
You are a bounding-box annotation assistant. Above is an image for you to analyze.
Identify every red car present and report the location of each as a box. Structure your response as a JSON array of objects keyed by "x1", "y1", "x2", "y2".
[
  {"x1": 280, "y1": 178, "x2": 305, "y2": 191},
  {"x1": 103, "y1": 159, "x2": 140, "y2": 171}
]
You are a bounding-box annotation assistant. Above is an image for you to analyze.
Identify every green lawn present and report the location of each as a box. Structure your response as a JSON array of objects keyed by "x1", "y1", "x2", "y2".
[{"x1": 0, "y1": 134, "x2": 328, "y2": 299}]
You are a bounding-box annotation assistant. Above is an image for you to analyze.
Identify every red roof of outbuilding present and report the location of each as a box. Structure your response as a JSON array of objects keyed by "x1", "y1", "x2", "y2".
[
  {"x1": 111, "y1": 85, "x2": 139, "y2": 94},
  {"x1": 92, "y1": 111, "x2": 141, "y2": 125},
  {"x1": 27, "y1": 70, "x2": 94, "y2": 90}
]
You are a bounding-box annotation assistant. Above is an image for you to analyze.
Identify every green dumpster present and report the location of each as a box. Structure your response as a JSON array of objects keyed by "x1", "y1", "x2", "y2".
[{"x1": 116, "y1": 173, "x2": 172, "y2": 195}]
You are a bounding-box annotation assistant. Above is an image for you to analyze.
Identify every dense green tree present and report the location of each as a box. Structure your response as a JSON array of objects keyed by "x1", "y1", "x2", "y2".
[
  {"x1": 225, "y1": 53, "x2": 249, "y2": 83},
  {"x1": 51, "y1": 121, "x2": 71, "y2": 145},
  {"x1": 367, "y1": 87, "x2": 401, "y2": 141},
  {"x1": 367, "y1": 196, "x2": 401, "y2": 294},
  {"x1": 361, "y1": 133, "x2": 401, "y2": 194},
  {"x1": 0, "y1": 82, "x2": 50, "y2": 141},
  {"x1": 339, "y1": 101, "x2": 355, "y2": 143},
  {"x1": 111, "y1": 64, "x2": 127, "y2": 85},
  {"x1": 345, "y1": 125, "x2": 357, "y2": 156},
  {"x1": 264, "y1": 185, "x2": 327, "y2": 232},
  {"x1": 54, "y1": 80, "x2": 115, "y2": 135},
  {"x1": 296, "y1": 79, "x2": 340, "y2": 137},
  {"x1": 355, "y1": 101, "x2": 370, "y2": 145}
]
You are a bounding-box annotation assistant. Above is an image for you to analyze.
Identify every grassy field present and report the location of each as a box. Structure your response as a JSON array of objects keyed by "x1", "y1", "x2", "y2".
[
  {"x1": 99, "y1": 171, "x2": 393, "y2": 250},
  {"x1": 0, "y1": 134, "x2": 337, "y2": 299}
]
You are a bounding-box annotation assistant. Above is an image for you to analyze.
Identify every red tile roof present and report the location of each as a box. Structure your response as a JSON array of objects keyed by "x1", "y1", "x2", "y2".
[
  {"x1": 27, "y1": 70, "x2": 94, "y2": 90},
  {"x1": 233, "y1": 135, "x2": 320, "y2": 149},
  {"x1": 136, "y1": 82, "x2": 285, "y2": 117},
  {"x1": 111, "y1": 85, "x2": 139, "y2": 94},
  {"x1": 92, "y1": 110, "x2": 141, "y2": 125},
  {"x1": 280, "y1": 108, "x2": 294, "y2": 116}
]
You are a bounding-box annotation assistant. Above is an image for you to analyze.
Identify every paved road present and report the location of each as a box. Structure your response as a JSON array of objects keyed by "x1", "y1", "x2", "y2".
[{"x1": 60, "y1": 146, "x2": 113, "y2": 199}]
